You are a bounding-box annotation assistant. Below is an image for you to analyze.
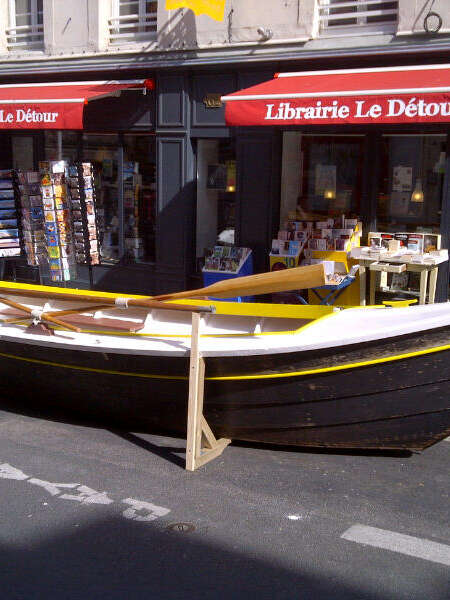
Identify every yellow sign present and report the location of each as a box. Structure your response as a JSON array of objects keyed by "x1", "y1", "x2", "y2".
[
  {"x1": 165, "y1": 1, "x2": 225, "y2": 22},
  {"x1": 269, "y1": 255, "x2": 300, "y2": 271}
]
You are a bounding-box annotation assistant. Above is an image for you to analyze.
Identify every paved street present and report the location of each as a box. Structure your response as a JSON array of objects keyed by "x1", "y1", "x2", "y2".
[{"x1": 0, "y1": 403, "x2": 448, "y2": 600}]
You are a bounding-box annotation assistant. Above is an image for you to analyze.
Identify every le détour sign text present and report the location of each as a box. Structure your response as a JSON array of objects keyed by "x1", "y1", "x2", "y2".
[
  {"x1": 0, "y1": 109, "x2": 60, "y2": 124},
  {"x1": 225, "y1": 94, "x2": 450, "y2": 126},
  {"x1": 264, "y1": 97, "x2": 450, "y2": 123},
  {"x1": 0, "y1": 103, "x2": 84, "y2": 129}
]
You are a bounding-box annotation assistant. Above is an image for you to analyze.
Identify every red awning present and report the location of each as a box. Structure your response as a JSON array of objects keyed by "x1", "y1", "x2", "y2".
[
  {"x1": 0, "y1": 80, "x2": 150, "y2": 129},
  {"x1": 222, "y1": 64, "x2": 450, "y2": 126}
]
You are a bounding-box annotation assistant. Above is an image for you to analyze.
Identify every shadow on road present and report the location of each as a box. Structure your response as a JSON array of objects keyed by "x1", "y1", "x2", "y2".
[{"x1": 0, "y1": 512, "x2": 417, "y2": 600}]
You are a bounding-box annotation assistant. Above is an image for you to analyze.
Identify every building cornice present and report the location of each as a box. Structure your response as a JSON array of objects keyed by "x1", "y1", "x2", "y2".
[{"x1": 0, "y1": 37, "x2": 449, "y2": 78}]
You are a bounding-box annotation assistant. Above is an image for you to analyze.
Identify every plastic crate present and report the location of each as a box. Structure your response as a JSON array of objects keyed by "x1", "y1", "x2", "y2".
[{"x1": 202, "y1": 251, "x2": 253, "y2": 302}]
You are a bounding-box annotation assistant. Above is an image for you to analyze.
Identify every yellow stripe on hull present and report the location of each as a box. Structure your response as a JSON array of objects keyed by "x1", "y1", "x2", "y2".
[{"x1": 0, "y1": 343, "x2": 448, "y2": 382}]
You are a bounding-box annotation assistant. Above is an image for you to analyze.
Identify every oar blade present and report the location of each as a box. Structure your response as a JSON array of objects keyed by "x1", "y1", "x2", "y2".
[{"x1": 203, "y1": 263, "x2": 326, "y2": 298}]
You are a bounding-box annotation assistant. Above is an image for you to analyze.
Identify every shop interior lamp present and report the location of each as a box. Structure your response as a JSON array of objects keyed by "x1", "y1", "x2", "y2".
[
  {"x1": 324, "y1": 188, "x2": 335, "y2": 200},
  {"x1": 411, "y1": 178, "x2": 424, "y2": 203}
]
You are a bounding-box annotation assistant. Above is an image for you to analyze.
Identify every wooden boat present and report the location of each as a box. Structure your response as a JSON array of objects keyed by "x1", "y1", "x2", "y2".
[{"x1": 0, "y1": 273, "x2": 448, "y2": 452}]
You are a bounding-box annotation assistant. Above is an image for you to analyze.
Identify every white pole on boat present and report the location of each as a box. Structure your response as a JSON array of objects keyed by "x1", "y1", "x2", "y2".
[{"x1": 186, "y1": 312, "x2": 231, "y2": 471}]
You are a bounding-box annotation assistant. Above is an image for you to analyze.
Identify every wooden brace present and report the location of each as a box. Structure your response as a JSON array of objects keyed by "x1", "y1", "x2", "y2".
[{"x1": 185, "y1": 312, "x2": 231, "y2": 471}]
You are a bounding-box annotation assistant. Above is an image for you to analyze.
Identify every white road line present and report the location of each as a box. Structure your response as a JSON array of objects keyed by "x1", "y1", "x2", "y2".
[
  {"x1": 444, "y1": 437, "x2": 450, "y2": 442},
  {"x1": 341, "y1": 525, "x2": 450, "y2": 567}
]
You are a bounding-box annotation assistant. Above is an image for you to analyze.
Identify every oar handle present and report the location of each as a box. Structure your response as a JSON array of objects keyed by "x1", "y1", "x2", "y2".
[
  {"x1": 41, "y1": 314, "x2": 80, "y2": 333},
  {"x1": 125, "y1": 298, "x2": 215, "y2": 313},
  {"x1": 0, "y1": 287, "x2": 215, "y2": 314},
  {"x1": 0, "y1": 295, "x2": 80, "y2": 332}
]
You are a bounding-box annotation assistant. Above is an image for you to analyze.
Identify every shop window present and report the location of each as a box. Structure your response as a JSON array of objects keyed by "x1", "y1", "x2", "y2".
[
  {"x1": 11, "y1": 135, "x2": 34, "y2": 170},
  {"x1": 196, "y1": 138, "x2": 236, "y2": 270},
  {"x1": 6, "y1": 0, "x2": 44, "y2": 51},
  {"x1": 318, "y1": 0, "x2": 398, "y2": 36},
  {"x1": 122, "y1": 134, "x2": 156, "y2": 263},
  {"x1": 80, "y1": 133, "x2": 156, "y2": 265},
  {"x1": 42, "y1": 133, "x2": 156, "y2": 266},
  {"x1": 376, "y1": 134, "x2": 446, "y2": 235},
  {"x1": 281, "y1": 134, "x2": 363, "y2": 225},
  {"x1": 109, "y1": 0, "x2": 157, "y2": 45},
  {"x1": 44, "y1": 131, "x2": 80, "y2": 164}
]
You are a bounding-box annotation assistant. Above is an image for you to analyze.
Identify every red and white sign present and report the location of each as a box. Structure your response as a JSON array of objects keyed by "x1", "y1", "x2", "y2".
[
  {"x1": 222, "y1": 65, "x2": 450, "y2": 127},
  {"x1": 0, "y1": 80, "x2": 148, "y2": 130}
]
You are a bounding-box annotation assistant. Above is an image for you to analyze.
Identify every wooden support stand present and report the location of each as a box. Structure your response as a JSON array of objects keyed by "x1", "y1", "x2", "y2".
[{"x1": 186, "y1": 312, "x2": 231, "y2": 471}]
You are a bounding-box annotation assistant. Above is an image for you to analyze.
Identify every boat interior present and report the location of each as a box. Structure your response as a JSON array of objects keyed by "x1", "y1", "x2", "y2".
[
  {"x1": 0, "y1": 282, "x2": 448, "y2": 358},
  {"x1": 0, "y1": 281, "x2": 335, "y2": 338}
]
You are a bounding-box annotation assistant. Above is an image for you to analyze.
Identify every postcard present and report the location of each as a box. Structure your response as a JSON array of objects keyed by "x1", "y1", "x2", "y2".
[
  {"x1": 44, "y1": 210, "x2": 56, "y2": 222},
  {"x1": 0, "y1": 199, "x2": 15, "y2": 208},
  {"x1": 0, "y1": 209, "x2": 17, "y2": 219},
  {"x1": 43, "y1": 198, "x2": 55, "y2": 211},
  {"x1": 0, "y1": 219, "x2": 18, "y2": 229},
  {"x1": 0, "y1": 228, "x2": 19, "y2": 239},
  {"x1": 47, "y1": 246, "x2": 60, "y2": 258}
]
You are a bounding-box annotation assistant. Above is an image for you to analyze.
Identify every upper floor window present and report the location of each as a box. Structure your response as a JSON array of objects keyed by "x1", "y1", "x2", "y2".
[
  {"x1": 318, "y1": 0, "x2": 398, "y2": 37},
  {"x1": 7, "y1": 0, "x2": 44, "y2": 51},
  {"x1": 109, "y1": 0, "x2": 157, "y2": 45}
]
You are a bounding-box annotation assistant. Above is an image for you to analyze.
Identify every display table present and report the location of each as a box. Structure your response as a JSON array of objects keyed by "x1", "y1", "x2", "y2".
[{"x1": 352, "y1": 254, "x2": 448, "y2": 305}]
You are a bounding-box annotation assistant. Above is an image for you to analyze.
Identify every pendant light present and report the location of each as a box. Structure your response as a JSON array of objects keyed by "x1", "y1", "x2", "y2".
[
  {"x1": 411, "y1": 178, "x2": 424, "y2": 203},
  {"x1": 411, "y1": 136, "x2": 425, "y2": 203}
]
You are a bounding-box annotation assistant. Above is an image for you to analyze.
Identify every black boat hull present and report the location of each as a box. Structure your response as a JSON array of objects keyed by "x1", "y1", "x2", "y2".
[{"x1": 0, "y1": 325, "x2": 449, "y2": 451}]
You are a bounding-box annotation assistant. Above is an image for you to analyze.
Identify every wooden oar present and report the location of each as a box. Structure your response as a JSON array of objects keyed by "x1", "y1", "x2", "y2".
[
  {"x1": 0, "y1": 285, "x2": 214, "y2": 313},
  {"x1": 152, "y1": 263, "x2": 326, "y2": 301},
  {"x1": 0, "y1": 296, "x2": 80, "y2": 333},
  {"x1": 0, "y1": 263, "x2": 324, "y2": 307}
]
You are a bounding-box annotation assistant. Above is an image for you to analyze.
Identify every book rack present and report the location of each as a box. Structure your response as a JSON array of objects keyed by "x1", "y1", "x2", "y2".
[{"x1": 185, "y1": 312, "x2": 231, "y2": 471}]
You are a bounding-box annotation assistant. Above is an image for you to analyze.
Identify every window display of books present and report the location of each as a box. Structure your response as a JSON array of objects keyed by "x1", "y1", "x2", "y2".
[
  {"x1": 366, "y1": 231, "x2": 441, "y2": 254},
  {"x1": 0, "y1": 169, "x2": 21, "y2": 258},
  {"x1": 271, "y1": 215, "x2": 361, "y2": 257},
  {"x1": 67, "y1": 162, "x2": 99, "y2": 266},
  {"x1": 352, "y1": 232, "x2": 447, "y2": 265},
  {"x1": 203, "y1": 246, "x2": 251, "y2": 273}
]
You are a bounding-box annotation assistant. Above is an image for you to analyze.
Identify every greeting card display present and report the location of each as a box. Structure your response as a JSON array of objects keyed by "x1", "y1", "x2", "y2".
[
  {"x1": 18, "y1": 164, "x2": 77, "y2": 281},
  {"x1": 67, "y1": 162, "x2": 99, "y2": 266},
  {"x1": 39, "y1": 161, "x2": 77, "y2": 282},
  {"x1": 203, "y1": 246, "x2": 251, "y2": 274},
  {"x1": 270, "y1": 214, "x2": 361, "y2": 275},
  {"x1": 18, "y1": 171, "x2": 46, "y2": 266},
  {"x1": 272, "y1": 215, "x2": 360, "y2": 258}
]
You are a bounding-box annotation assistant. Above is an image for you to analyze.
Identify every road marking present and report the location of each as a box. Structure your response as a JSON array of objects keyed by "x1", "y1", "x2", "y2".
[
  {"x1": 122, "y1": 498, "x2": 171, "y2": 522},
  {"x1": 341, "y1": 525, "x2": 450, "y2": 567},
  {"x1": 444, "y1": 437, "x2": 450, "y2": 442},
  {"x1": 1, "y1": 462, "x2": 170, "y2": 522}
]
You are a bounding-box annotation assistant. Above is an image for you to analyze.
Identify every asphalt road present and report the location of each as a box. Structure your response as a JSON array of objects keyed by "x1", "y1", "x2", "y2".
[{"x1": 0, "y1": 403, "x2": 448, "y2": 600}]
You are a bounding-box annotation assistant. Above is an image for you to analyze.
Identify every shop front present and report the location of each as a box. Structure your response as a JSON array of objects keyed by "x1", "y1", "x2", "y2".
[
  {"x1": 0, "y1": 64, "x2": 448, "y2": 304},
  {"x1": 0, "y1": 79, "x2": 157, "y2": 293},
  {"x1": 221, "y1": 64, "x2": 450, "y2": 304}
]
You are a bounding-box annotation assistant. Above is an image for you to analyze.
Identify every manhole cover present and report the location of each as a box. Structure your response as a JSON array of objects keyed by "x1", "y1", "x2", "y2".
[{"x1": 166, "y1": 522, "x2": 196, "y2": 533}]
